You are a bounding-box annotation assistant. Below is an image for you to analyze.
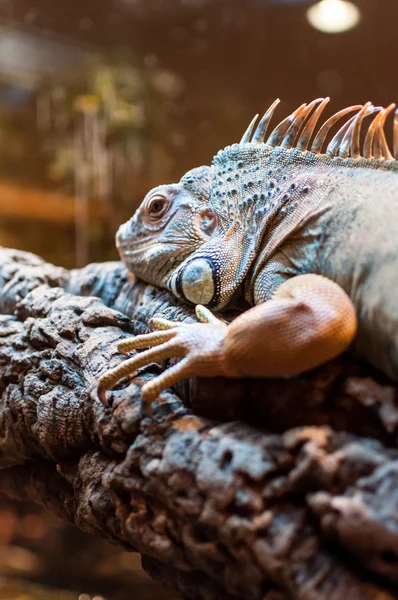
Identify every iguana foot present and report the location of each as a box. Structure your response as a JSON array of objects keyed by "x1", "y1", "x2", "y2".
[{"x1": 97, "y1": 305, "x2": 228, "y2": 415}]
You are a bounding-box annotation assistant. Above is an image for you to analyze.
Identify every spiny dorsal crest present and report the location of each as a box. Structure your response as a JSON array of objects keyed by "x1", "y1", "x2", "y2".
[{"x1": 240, "y1": 98, "x2": 398, "y2": 161}]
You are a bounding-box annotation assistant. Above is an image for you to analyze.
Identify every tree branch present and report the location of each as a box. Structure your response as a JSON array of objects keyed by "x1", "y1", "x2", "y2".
[{"x1": 0, "y1": 246, "x2": 397, "y2": 599}]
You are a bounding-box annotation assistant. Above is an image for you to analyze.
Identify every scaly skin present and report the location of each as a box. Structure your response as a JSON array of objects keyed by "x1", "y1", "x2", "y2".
[{"x1": 98, "y1": 98, "x2": 398, "y2": 413}]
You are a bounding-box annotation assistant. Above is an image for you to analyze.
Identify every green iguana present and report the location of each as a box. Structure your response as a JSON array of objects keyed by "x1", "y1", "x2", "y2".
[{"x1": 97, "y1": 97, "x2": 398, "y2": 411}]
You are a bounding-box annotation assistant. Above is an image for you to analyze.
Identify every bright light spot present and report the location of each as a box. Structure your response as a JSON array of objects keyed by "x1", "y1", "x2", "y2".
[{"x1": 307, "y1": 0, "x2": 361, "y2": 34}]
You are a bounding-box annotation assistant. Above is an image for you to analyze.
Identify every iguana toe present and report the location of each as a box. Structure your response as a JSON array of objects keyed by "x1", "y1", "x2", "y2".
[{"x1": 97, "y1": 307, "x2": 228, "y2": 412}]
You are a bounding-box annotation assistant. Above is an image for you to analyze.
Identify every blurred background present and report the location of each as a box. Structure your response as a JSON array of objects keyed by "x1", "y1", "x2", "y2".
[
  {"x1": 0, "y1": 0, "x2": 397, "y2": 269},
  {"x1": 0, "y1": 0, "x2": 397, "y2": 598}
]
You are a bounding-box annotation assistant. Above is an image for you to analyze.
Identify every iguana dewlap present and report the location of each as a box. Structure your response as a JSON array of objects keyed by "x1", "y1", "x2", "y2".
[{"x1": 98, "y1": 98, "x2": 398, "y2": 410}]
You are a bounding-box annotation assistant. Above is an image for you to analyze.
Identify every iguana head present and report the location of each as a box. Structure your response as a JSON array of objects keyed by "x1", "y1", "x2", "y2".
[
  {"x1": 118, "y1": 98, "x2": 398, "y2": 310},
  {"x1": 117, "y1": 144, "x2": 269, "y2": 309},
  {"x1": 117, "y1": 165, "x2": 219, "y2": 302}
]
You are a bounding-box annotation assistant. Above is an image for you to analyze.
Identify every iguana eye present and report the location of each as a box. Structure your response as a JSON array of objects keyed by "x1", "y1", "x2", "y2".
[{"x1": 146, "y1": 194, "x2": 170, "y2": 220}]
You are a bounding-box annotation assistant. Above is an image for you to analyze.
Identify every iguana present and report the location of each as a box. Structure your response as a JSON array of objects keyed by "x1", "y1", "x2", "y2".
[{"x1": 97, "y1": 97, "x2": 398, "y2": 412}]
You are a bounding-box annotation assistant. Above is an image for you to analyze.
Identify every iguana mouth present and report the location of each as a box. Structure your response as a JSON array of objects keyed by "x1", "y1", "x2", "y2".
[
  {"x1": 237, "y1": 97, "x2": 398, "y2": 163},
  {"x1": 120, "y1": 239, "x2": 192, "y2": 254},
  {"x1": 121, "y1": 245, "x2": 155, "y2": 255}
]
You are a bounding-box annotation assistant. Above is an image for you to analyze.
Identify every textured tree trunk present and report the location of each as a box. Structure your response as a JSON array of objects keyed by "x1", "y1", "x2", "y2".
[{"x1": 0, "y1": 246, "x2": 397, "y2": 600}]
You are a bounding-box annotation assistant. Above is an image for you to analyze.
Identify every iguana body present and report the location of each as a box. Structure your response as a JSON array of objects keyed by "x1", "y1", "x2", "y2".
[{"x1": 98, "y1": 98, "x2": 398, "y2": 409}]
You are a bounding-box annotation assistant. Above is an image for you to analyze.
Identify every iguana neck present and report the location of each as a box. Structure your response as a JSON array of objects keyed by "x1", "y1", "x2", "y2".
[
  {"x1": 168, "y1": 145, "x2": 301, "y2": 309},
  {"x1": 175, "y1": 143, "x2": 398, "y2": 311},
  {"x1": 244, "y1": 146, "x2": 398, "y2": 304},
  {"x1": 170, "y1": 145, "x2": 331, "y2": 309}
]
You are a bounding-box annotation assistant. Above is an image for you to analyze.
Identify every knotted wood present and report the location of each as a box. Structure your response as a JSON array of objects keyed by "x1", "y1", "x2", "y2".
[{"x1": 0, "y1": 247, "x2": 397, "y2": 600}]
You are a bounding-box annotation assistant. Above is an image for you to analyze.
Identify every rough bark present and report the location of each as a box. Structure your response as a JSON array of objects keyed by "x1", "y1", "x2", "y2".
[{"x1": 0, "y1": 246, "x2": 398, "y2": 600}]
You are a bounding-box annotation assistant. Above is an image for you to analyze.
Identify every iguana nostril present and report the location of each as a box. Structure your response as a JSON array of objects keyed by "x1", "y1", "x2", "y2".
[{"x1": 116, "y1": 219, "x2": 133, "y2": 245}]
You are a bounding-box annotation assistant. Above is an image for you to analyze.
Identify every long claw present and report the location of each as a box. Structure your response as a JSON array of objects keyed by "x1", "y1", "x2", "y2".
[
  {"x1": 118, "y1": 330, "x2": 176, "y2": 353},
  {"x1": 97, "y1": 385, "x2": 109, "y2": 407}
]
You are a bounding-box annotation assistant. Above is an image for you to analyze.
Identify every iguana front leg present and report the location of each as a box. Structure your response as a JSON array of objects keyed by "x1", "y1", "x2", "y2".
[
  {"x1": 97, "y1": 274, "x2": 357, "y2": 413},
  {"x1": 97, "y1": 305, "x2": 228, "y2": 413}
]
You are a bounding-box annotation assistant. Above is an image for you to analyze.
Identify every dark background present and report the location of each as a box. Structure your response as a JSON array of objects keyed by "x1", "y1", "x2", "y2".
[{"x1": 0, "y1": 0, "x2": 396, "y2": 267}]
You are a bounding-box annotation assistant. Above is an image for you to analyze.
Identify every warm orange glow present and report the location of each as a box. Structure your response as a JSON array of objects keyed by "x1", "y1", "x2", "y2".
[{"x1": 0, "y1": 181, "x2": 105, "y2": 223}]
